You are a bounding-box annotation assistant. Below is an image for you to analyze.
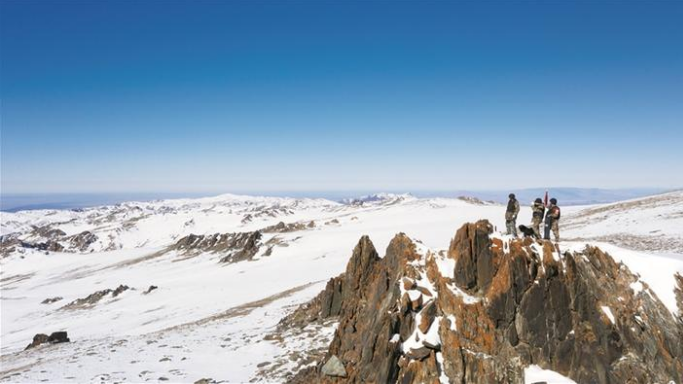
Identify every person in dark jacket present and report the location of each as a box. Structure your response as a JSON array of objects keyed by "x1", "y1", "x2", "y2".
[
  {"x1": 544, "y1": 198, "x2": 561, "y2": 242},
  {"x1": 530, "y1": 198, "x2": 545, "y2": 239},
  {"x1": 505, "y1": 193, "x2": 520, "y2": 236}
]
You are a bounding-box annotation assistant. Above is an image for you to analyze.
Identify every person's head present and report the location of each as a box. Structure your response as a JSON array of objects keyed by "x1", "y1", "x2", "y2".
[
  {"x1": 550, "y1": 198, "x2": 557, "y2": 205},
  {"x1": 535, "y1": 198, "x2": 542, "y2": 204},
  {"x1": 509, "y1": 193, "x2": 516, "y2": 200}
]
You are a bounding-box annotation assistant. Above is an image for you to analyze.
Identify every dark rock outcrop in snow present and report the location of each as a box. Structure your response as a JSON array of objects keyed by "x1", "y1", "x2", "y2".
[
  {"x1": 143, "y1": 285, "x2": 158, "y2": 294},
  {"x1": 62, "y1": 284, "x2": 130, "y2": 309},
  {"x1": 0, "y1": 234, "x2": 22, "y2": 257},
  {"x1": 0, "y1": 234, "x2": 65, "y2": 256},
  {"x1": 67, "y1": 231, "x2": 98, "y2": 252},
  {"x1": 286, "y1": 220, "x2": 683, "y2": 384},
  {"x1": 170, "y1": 231, "x2": 262, "y2": 263},
  {"x1": 262, "y1": 221, "x2": 315, "y2": 233},
  {"x1": 32, "y1": 226, "x2": 67, "y2": 239},
  {"x1": 25, "y1": 331, "x2": 70, "y2": 350},
  {"x1": 41, "y1": 297, "x2": 63, "y2": 304}
]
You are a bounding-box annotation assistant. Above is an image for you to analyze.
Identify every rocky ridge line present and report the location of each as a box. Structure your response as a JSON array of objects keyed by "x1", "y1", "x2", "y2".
[{"x1": 284, "y1": 220, "x2": 682, "y2": 384}]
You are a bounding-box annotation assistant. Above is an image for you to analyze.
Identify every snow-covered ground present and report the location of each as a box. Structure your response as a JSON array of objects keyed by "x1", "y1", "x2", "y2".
[
  {"x1": 1, "y1": 191, "x2": 682, "y2": 383},
  {"x1": 562, "y1": 190, "x2": 683, "y2": 253},
  {"x1": 524, "y1": 365, "x2": 577, "y2": 384}
]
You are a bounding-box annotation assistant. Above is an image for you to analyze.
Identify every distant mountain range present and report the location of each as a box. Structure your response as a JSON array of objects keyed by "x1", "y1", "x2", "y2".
[
  {"x1": 443, "y1": 187, "x2": 672, "y2": 206},
  {"x1": 0, "y1": 188, "x2": 675, "y2": 212}
]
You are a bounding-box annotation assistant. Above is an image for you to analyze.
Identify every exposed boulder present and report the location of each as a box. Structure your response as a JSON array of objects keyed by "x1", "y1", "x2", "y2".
[
  {"x1": 193, "y1": 379, "x2": 217, "y2": 384},
  {"x1": 25, "y1": 334, "x2": 49, "y2": 350},
  {"x1": 25, "y1": 331, "x2": 70, "y2": 350},
  {"x1": 41, "y1": 297, "x2": 63, "y2": 304},
  {"x1": 286, "y1": 220, "x2": 683, "y2": 384},
  {"x1": 143, "y1": 285, "x2": 158, "y2": 294},
  {"x1": 321, "y1": 355, "x2": 347, "y2": 377}
]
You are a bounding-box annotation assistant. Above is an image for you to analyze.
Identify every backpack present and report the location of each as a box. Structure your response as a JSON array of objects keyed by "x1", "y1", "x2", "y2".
[{"x1": 553, "y1": 206, "x2": 561, "y2": 220}]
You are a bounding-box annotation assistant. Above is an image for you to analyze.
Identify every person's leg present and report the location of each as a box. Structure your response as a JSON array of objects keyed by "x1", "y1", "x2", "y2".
[
  {"x1": 532, "y1": 218, "x2": 541, "y2": 239},
  {"x1": 552, "y1": 221, "x2": 560, "y2": 242},
  {"x1": 512, "y1": 219, "x2": 518, "y2": 236},
  {"x1": 506, "y1": 220, "x2": 513, "y2": 235}
]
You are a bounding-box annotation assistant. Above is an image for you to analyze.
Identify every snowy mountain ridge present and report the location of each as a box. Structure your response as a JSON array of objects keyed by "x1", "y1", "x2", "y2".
[{"x1": 1, "y1": 191, "x2": 682, "y2": 383}]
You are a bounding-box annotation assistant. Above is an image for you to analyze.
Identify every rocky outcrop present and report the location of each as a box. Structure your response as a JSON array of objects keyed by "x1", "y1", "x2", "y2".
[
  {"x1": 67, "y1": 231, "x2": 98, "y2": 252},
  {"x1": 32, "y1": 226, "x2": 67, "y2": 239},
  {"x1": 286, "y1": 220, "x2": 683, "y2": 384},
  {"x1": 262, "y1": 221, "x2": 315, "y2": 233},
  {"x1": 0, "y1": 234, "x2": 22, "y2": 257},
  {"x1": 41, "y1": 297, "x2": 63, "y2": 304},
  {"x1": 0, "y1": 234, "x2": 65, "y2": 256},
  {"x1": 61, "y1": 284, "x2": 130, "y2": 309},
  {"x1": 25, "y1": 331, "x2": 70, "y2": 350},
  {"x1": 143, "y1": 285, "x2": 158, "y2": 294},
  {"x1": 170, "y1": 231, "x2": 262, "y2": 263}
]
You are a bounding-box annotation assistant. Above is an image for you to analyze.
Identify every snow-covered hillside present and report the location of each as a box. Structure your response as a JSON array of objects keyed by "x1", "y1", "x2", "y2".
[
  {"x1": 562, "y1": 190, "x2": 683, "y2": 253},
  {"x1": 1, "y1": 192, "x2": 681, "y2": 383}
]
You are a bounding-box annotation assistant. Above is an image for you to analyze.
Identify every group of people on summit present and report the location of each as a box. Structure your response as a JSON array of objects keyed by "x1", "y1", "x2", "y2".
[{"x1": 505, "y1": 193, "x2": 561, "y2": 242}]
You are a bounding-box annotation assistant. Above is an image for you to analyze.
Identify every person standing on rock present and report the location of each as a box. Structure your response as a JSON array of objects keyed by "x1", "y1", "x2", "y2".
[
  {"x1": 505, "y1": 193, "x2": 520, "y2": 236},
  {"x1": 531, "y1": 198, "x2": 545, "y2": 239},
  {"x1": 544, "y1": 198, "x2": 561, "y2": 242}
]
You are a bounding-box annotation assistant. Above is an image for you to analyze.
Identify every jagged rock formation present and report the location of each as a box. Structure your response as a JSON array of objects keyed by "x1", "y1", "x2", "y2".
[
  {"x1": 170, "y1": 231, "x2": 262, "y2": 263},
  {"x1": 61, "y1": 285, "x2": 130, "y2": 309},
  {"x1": 286, "y1": 220, "x2": 683, "y2": 384},
  {"x1": 262, "y1": 221, "x2": 316, "y2": 233}
]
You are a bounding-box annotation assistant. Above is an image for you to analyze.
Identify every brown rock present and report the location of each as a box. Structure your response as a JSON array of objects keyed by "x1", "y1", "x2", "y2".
[
  {"x1": 402, "y1": 277, "x2": 416, "y2": 290},
  {"x1": 418, "y1": 301, "x2": 437, "y2": 334},
  {"x1": 285, "y1": 221, "x2": 683, "y2": 384}
]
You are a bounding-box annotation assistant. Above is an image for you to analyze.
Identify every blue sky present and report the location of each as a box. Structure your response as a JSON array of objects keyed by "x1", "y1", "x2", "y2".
[{"x1": 1, "y1": 1, "x2": 682, "y2": 194}]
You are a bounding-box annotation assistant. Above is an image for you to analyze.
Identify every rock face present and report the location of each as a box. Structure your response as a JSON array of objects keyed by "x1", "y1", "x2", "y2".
[
  {"x1": 286, "y1": 220, "x2": 683, "y2": 384},
  {"x1": 171, "y1": 231, "x2": 262, "y2": 263}
]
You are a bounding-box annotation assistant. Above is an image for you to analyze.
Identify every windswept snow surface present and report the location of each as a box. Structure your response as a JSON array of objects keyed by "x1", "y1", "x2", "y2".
[
  {"x1": 562, "y1": 190, "x2": 683, "y2": 253},
  {"x1": 1, "y1": 192, "x2": 682, "y2": 383}
]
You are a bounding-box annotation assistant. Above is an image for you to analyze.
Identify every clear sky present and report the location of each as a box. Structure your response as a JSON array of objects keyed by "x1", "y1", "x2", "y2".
[{"x1": 1, "y1": 0, "x2": 682, "y2": 194}]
